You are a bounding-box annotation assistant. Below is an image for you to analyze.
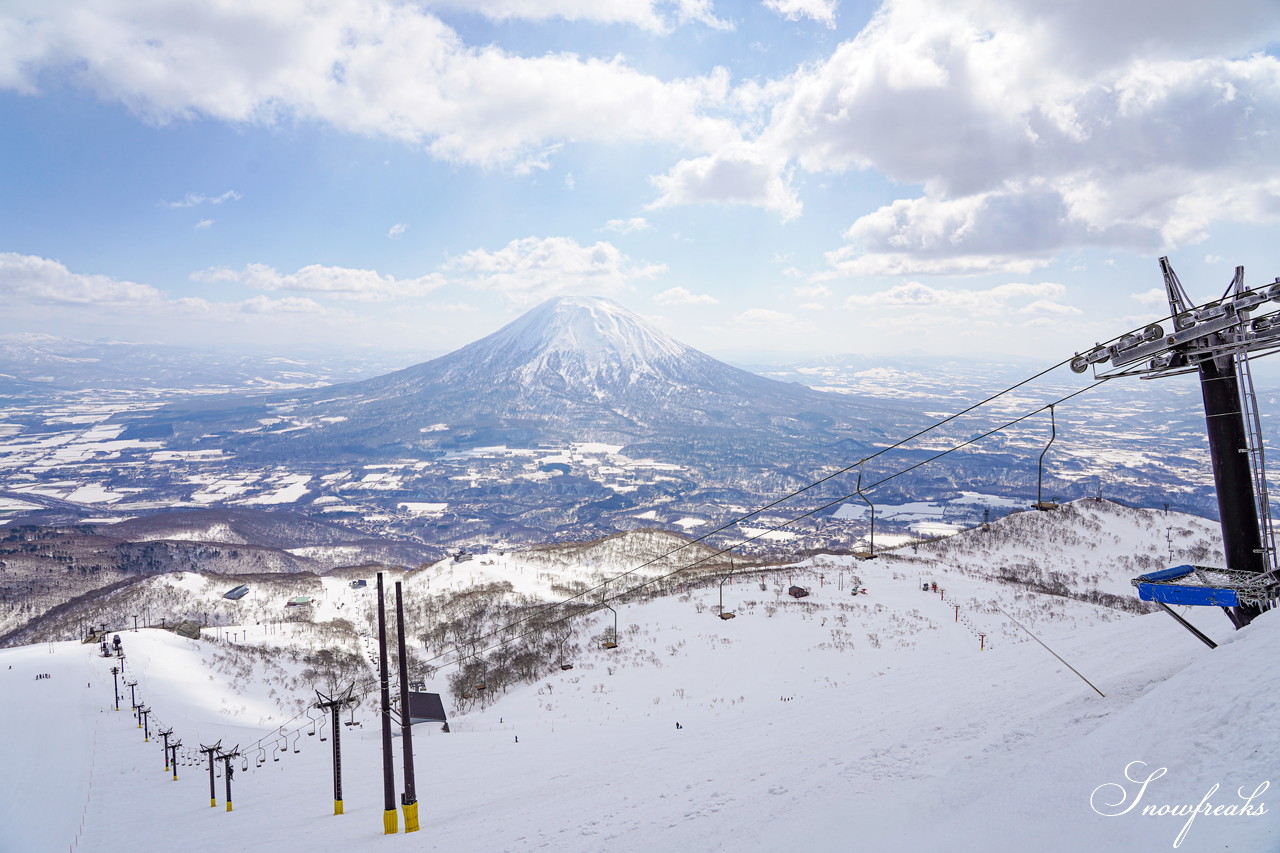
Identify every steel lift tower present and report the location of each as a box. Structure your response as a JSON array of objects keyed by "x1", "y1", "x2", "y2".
[{"x1": 1073, "y1": 258, "x2": 1280, "y2": 635}]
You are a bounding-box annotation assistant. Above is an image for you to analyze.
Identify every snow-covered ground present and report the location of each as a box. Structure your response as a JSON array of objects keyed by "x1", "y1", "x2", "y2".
[{"x1": 0, "y1": 502, "x2": 1275, "y2": 852}]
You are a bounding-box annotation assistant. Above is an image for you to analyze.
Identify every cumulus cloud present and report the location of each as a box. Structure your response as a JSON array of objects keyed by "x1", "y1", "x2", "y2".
[
  {"x1": 654, "y1": 286, "x2": 718, "y2": 305},
  {"x1": 604, "y1": 217, "x2": 653, "y2": 234},
  {"x1": 0, "y1": 0, "x2": 738, "y2": 173},
  {"x1": 388, "y1": 223, "x2": 408, "y2": 239},
  {"x1": 161, "y1": 190, "x2": 242, "y2": 208},
  {"x1": 193, "y1": 263, "x2": 444, "y2": 302},
  {"x1": 195, "y1": 219, "x2": 214, "y2": 229},
  {"x1": 763, "y1": 0, "x2": 836, "y2": 27},
  {"x1": 760, "y1": 0, "x2": 1280, "y2": 267},
  {"x1": 649, "y1": 147, "x2": 801, "y2": 220},
  {"x1": 0, "y1": 253, "x2": 163, "y2": 305},
  {"x1": 0, "y1": 254, "x2": 340, "y2": 330},
  {"x1": 821, "y1": 184, "x2": 1163, "y2": 276},
  {"x1": 446, "y1": 236, "x2": 665, "y2": 304}
]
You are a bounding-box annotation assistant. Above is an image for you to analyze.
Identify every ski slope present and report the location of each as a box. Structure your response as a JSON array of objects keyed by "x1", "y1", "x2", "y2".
[{"x1": 0, "y1": 503, "x2": 1276, "y2": 853}]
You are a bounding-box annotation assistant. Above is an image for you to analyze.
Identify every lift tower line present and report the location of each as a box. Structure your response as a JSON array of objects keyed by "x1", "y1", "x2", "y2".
[
  {"x1": 199, "y1": 741, "x2": 222, "y2": 808},
  {"x1": 315, "y1": 684, "x2": 356, "y2": 815},
  {"x1": 377, "y1": 573, "x2": 398, "y2": 835},
  {"x1": 1071, "y1": 258, "x2": 1280, "y2": 629},
  {"x1": 217, "y1": 745, "x2": 240, "y2": 812},
  {"x1": 395, "y1": 580, "x2": 419, "y2": 832}
]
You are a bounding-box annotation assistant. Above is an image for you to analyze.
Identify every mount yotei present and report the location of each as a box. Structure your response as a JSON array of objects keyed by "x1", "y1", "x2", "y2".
[
  {"x1": 95, "y1": 297, "x2": 949, "y2": 546},
  {"x1": 3, "y1": 296, "x2": 1215, "y2": 549},
  {"x1": 124, "y1": 296, "x2": 913, "y2": 458}
]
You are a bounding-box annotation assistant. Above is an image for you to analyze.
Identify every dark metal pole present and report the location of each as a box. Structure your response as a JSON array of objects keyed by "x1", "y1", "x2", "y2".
[
  {"x1": 160, "y1": 729, "x2": 172, "y2": 771},
  {"x1": 200, "y1": 741, "x2": 221, "y2": 808},
  {"x1": 219, "y1": 747, "x2": 239, "y2": 812},
  {"x1": 315, "y1": 686, "x2": 353, "y2": 815},
  {"x1": 331, "y1": 703, "x2": 343, "y2": 813},
  {"x1": 395, "y1": 581, "x2": 419, "y2": 832},
  {"x1": 111, "y1": 666, "x2": 119, "y2": 711},
  {"x1": 1196, "y1": 352, "x2": 1266, "y2": 627},
  {"x1": 168, "y1": 740, "x2": 181, "y2": 781},
  {"x1": 377, "y1": 573, "x2": 398, "y2": 835},
  {"x1": 140, "y1": 706, "x2": 150, "y2": 742}
]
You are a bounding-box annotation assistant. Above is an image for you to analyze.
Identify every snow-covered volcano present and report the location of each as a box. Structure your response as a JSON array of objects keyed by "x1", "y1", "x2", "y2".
[{"x1": 125, "y1": 295, "x2": 915, "y2": 457}]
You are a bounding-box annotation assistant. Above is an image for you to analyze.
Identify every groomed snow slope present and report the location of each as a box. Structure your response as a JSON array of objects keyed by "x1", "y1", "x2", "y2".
[
  {"x1": 0, "y1": 501, "x2": 1274, "y2": 853},
  {"x1": 2, "y1": 612, "x2": 1275, "y2": 850}
]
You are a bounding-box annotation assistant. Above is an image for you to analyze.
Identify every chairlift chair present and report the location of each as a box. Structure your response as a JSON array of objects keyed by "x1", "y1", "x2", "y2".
[
  {"x1": 852, "y1": 464, "x2": 877, "y2": 558},
  {"x1": 1033, "y1": 405, "x2": 1060, "y2": 510},
  {"x1": 1131, "y1": 564, "x2": 1279, "y2": 647},
  {"x1": 601, "y1": 602, "x2": 619, "y2": 649},
  {"x1": 717, "y1": 575, "x2": 736, "y2": 620},
  {"x1": 559, "y1": 663, "x2": 574, "y2": 671}
]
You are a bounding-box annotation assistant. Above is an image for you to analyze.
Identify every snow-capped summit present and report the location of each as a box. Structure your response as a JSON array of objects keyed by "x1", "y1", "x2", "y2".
[
  {"x1": 459, "y1": 296, "x2": 692, "y2": 388},
  {"x1": 429, "y1": 295, "x2": 752, "y2": 401}
]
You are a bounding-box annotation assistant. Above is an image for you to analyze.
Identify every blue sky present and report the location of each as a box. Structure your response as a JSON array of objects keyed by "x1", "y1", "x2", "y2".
[{"x1": 2, "y1": 0, "x2": 1279, "y2": 364}]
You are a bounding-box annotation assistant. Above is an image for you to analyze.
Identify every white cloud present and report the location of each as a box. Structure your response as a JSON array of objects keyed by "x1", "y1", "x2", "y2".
[
  {"x1": 417, "y1": 0, "x2": 731, "y2": 33},
  {"x1": 195, "y1": 219, "x2": 214, "y2": 230},
  {"x1": 1131, "y1": 287, "x2": 1169, "y2": 309},
  {"x1": 733, "y1": 307, "x2": 815, "y2": 333},
  {"x1": 844, "y1": 280, "x2": 1076, "y2": 316},
  {"x1": 0, "y1": 254, "x2": 340, "y2": 330},
  {"x1": 161, "y1": 190, "x2": 242, "y2": 208},
  {"x1": 388, "y1": 223, "x2": 408, "y2": 239},
  {"x1": 820, "y1": 183, "x2": 1167, "y2": 277},
  {"x1": 758, "y1": 0, "x2": 1280, "y2": 266},
  {"x1": 649, "y1": 147, "x2": 801, "y2": 220},
  {"x1": 0, "y1": 253, "x2": 163, "y2": 305},
  {"x1": 0, "y1": 1, "x2": 738, "y2": 173},
  {"x1": 763, "y1": 0, "x2": 836, "y2": 28},
  {"x1": 239, "y1": 295, "x2": 328, "y2": 315},
  {"x1": 564, "y1": 172, "x2": 576, "y2": 190},
  {"x1": 654, "y1": 286, "x2": 718, "y2": 305},
  {"x1": 193, "y1": 263, "x2": 444, "y2": 301},
  {"x1": 604, "y1": 217, "x2": 653, "y2": 234},
  {"x1": 446, "y1": 236, "x2": 666, "y2": 304},
  {"x1": 793, "y1": 283, "x2": 831, "y2": 298}
]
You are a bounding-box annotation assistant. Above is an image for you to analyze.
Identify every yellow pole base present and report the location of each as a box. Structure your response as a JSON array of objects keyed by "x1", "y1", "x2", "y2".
[
  {"x1": 226, "y1": 801, "x2": 233, "y2": 812},
  {"x1": 403, "y1": 801, "x2": 420, "y2": 833},
  {"x1": 210, "y1": 798, "x2": 217, "y2": 808},
  {"x1": 383, "y1": 809, "x2": 399, "y2": 835},
  {"x1": 172, "y1": 774, "x2": 177, "y2": 781},
  {"x1": 334, "y1": 799, "x2": 344, "y2": 815}
]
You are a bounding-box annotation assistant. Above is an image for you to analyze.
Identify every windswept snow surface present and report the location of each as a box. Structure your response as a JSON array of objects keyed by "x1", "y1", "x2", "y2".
[{"x1": 1, "y1": 503, "x2": 1276, "y2": 852}]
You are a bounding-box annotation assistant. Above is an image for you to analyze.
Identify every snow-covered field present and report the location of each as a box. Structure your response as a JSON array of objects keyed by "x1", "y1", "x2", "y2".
[{"x1": 0, "y1": 502, "x2": 1275, "y2": 853}]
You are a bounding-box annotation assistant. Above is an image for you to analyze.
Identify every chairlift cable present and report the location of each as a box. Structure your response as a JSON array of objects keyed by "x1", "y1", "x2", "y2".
[{"x1": 421, "y1": 380, "x2": 1110, "y2": 669}]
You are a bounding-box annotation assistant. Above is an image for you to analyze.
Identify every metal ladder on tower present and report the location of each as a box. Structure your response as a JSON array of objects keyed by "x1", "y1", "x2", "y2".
[{"x1": 1229, "y1": 267, "x2": 1280, "y2": 590}]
